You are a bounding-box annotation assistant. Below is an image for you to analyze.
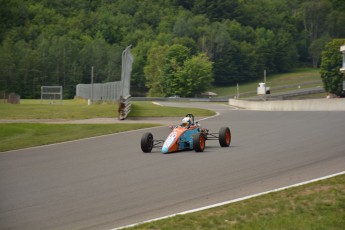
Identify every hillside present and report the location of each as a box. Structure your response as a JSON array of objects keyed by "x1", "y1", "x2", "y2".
[
  {"x1": 211, "y1": 68, "x2": 323, "y2": 98},
  {"x1": 0, "y1": 0, "x2": 344, "y2": 98}
]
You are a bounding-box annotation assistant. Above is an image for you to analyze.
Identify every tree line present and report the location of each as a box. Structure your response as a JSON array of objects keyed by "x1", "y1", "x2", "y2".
[{"x1": 0, "y1": 0, "x2": 344, "y2": 98}]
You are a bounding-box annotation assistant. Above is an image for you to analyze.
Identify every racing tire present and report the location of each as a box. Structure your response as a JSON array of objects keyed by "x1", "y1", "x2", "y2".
[
  {"x1": 219, "y1": 127, "x2": 231, "y2": 147},
  {"x1": 193, "y1": 132, "x2": 206, "y2": 152},
  {"x1": 141, "y1": 132, "x2": 154, "y2": 153}
]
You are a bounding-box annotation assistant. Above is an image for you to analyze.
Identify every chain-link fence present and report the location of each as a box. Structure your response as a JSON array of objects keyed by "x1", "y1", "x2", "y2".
[
  {"x1": 76, "y1": 82, "x2": 123, "y2": 102},
  {"x1": 121, "y1": 45, "x2": 134, "y2": 97},
  {"x1": 76, "y1": 45, "x2": 134, "y2": 102},
  {"x1": 41, "y1": 86, "x2": 63, "y2": 104}
]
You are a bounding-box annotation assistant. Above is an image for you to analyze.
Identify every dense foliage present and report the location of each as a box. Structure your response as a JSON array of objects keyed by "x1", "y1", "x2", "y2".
[
  {"x1": 320, "y1": 39, "x2": 345, "y2": 96},
  {"x1": 0, "y1": 0, "x2": 344, "y2": 98}
]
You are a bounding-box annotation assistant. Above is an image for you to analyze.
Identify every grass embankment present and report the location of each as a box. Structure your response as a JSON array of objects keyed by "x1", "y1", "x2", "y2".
[
  {"x1": 211, "y1": 68, "x2": 323, "y2": 98},
  {"x1": 129, "y1": 174, "x2": 345, "y2": 230},
  {"x1": 0, "y1": 100, "x2": 214, "y2": 152}
]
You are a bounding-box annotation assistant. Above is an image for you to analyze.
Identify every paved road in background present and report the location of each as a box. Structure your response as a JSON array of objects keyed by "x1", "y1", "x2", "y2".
[{"x1": 1, "y1": 102, "x2": 344, "y2": 229}]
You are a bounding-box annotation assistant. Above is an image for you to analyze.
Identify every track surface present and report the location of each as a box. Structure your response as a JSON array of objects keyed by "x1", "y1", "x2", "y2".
[{"x1": 1, "y1": 103, "x2": 345, "y2": 229}]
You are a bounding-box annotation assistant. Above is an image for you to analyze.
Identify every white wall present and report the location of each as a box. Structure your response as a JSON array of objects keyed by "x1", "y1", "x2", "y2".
[{"x1": 229, "y1": 99, "x2": 345, "y2": 111}]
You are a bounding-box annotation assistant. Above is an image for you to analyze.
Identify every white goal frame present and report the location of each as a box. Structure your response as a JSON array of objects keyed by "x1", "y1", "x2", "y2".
[{"x1": 41, "y1": 86, "x2": 63, "y2": 104}]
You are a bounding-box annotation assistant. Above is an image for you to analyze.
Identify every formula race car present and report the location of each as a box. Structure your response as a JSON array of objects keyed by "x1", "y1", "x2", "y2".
[{"x1": 141, "y1": 114, "x2": 231, "y2": 154}]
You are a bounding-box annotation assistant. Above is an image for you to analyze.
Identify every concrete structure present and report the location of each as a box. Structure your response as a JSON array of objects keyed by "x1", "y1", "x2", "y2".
[{"x1": 229, "y1": 99, "x2": 345, "y2": 111}]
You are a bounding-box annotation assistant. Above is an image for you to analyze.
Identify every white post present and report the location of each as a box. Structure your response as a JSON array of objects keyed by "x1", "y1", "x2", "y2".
[
  {"x1": 237, "y1": 83, "x2": 239, "y2": 99},
  {"x1": 264, "y1": 70, "x2": 267, "y2": 101}
]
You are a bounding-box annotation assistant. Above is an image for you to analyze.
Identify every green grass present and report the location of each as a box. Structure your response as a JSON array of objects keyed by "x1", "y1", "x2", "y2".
[
  {"x1": 128, "y1": 174, "x2": 345, "y2": 230},
  {"x1": 0, "y1": 100, "x2": 215, "y2": 120},
  {"x1": 0, "y1": 123, "x2": 161, "y2": 152},
  {"x1": 211, "y1": 68, "x2": 322, "y2": 97},
  {"x1": 289, "y1": 92, "x2": 328, "y2": 99},
  {"x1": 0, "y1": 101, "x2": 116, "y2": 119},
  {"x1": 0, "y1": 100, "x2": 214, "y2": 151}
]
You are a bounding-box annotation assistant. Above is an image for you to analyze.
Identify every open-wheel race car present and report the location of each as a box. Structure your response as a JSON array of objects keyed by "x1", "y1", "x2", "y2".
[{"x1": 141, "y1": 114, "x2": 231, "y2": 154}]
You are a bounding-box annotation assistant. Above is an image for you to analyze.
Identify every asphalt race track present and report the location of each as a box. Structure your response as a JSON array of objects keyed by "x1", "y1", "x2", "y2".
[{"x1": 1, "y1": 102, "x2": 345, "y2": 229}]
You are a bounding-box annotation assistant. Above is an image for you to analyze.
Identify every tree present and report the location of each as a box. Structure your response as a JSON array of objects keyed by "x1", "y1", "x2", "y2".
[
  {"x1": 0, "y1": 38, "x2": 15, "y2": 93},
  {"x1": 192, "y1": 0, "x2": 240, "y2": 21},
  {"x1": 254, "y1": 28, "x2": 276, "y2": 74},
  {"x1": 175, "y1": 53, "x2": 213, "y2": 97},
  {"x1": 144, "y1": 44, "x2": 213, "y2": 97},
  {"x1": 1, "y1": 0, "x2": 345, "y2": 99},
  {"x1": 131, "y1": 40, "x2": 153, "y2": 96},
  {"x1": 162, "y1": 44, "x2": 191, "y2": 96},
  {"x1": 309, "y1": 34, "x2": 331, "y2": 68},
  {"x1": 144, "y1": 45, "x2": 169, "y2": 96},
  {"x1": 320, "y1": 39, "x2": 345, "y2": 96},
  {"x1": 297, "y1": 0, "x2": 333, "y2": 66},
  {"x1": 273, "y1": 29, "x2": 299, "y2": 72},
  {"x1": 299, "y1": 0, "x2": 331, "y2": 42}
]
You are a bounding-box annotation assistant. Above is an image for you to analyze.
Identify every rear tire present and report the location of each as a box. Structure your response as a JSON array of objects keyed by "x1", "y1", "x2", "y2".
[
  {"x1": 193, "y1": 133, "x2": 206, "y2": 152},
  {"x1": 141, "y1": 132, "x2": 153, "y2": 153},
  {"x1": 219, "y1": 127, "x2": 231, "y2": 147}
]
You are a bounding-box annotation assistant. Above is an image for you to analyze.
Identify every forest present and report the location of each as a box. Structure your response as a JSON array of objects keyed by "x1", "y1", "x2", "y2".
[{"x1": 0, "y1": 0, "x2": 345, "y2": 98}]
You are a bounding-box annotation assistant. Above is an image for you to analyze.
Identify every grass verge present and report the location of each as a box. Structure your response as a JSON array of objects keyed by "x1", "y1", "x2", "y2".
[
  {"x1": 128, "y1": 173, "x2": 345, "y2": 230},
  {"x1": 0, "y1": 100, "x2": 215, "y2": 120},
  {"x1": 0, "y1": 100, "x2": 214, "y2": 151},
  {"x1": 0, "y1": 102, "x2": 119, "y2": 119},
  {"x1": 0, "y1": 123, "x2": 161, "y2": 152}
]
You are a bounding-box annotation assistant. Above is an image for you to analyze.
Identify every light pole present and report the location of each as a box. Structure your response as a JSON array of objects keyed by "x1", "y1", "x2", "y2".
[
  {"x1": 90, "y1": 66, "x2": 94, "y2": 105},
  {"x1": 341, "y1": 45, "x2": 345, "y2": 93}
]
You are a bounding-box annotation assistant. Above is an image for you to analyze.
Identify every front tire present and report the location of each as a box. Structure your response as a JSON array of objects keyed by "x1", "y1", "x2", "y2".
[
  {"x1": 193, "y1": 133, "x2": 206, "y2": 152},
  {"x1": 141, "y1": 132, "x2": 153, "y2": 153},
  {"x1": 219, "y1": 127, "x2": 231, "y2": 147}
]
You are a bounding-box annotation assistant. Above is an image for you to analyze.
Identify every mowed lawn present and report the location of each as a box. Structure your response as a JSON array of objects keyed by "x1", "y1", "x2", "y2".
[
  {"x1": 0, "y1": 123, "x2": 161, "y2": 152},
  {"x1": 0, "y1": 100, "x2": 214, "y2": 151},
  {"x1": 0, "y1": 100, "x2": 214, "y2": 120},
  {"x1": 128, "y1": 173, "x2": 345, "y2": 230}
]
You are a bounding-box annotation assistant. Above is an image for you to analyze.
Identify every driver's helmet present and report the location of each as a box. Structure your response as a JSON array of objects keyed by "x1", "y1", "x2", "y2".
[{"x1": 182, "y1": 117, "x2": 191, "y2": 127}]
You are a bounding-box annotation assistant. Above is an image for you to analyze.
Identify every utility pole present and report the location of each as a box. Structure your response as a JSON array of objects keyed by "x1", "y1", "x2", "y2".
[
  {"x1": 264, "y1": 70, "x2": 267, "y2": 101},
  {"x1": 91, "y1": 66, "x2": 94, "y2": 105}
]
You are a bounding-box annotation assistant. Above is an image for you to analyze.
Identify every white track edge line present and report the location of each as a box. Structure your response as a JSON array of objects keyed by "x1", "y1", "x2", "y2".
[{"x1": 113, "y1": 170, "x2": 345, "y2": 230}]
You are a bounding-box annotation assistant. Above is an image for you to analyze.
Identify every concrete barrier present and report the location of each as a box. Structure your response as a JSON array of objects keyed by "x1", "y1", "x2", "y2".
[{"x1": 229, "y1": 98, "x2": 345, "y2": 111}]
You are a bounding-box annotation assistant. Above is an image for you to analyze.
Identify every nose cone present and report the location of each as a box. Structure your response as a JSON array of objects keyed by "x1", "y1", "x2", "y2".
[{"x1": 161, "y1": 146, "x2": 169, "y2": 154}]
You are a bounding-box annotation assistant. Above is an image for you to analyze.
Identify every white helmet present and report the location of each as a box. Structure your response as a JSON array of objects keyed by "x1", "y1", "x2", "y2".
[{"x1": 182, "y1": 117, "x2": 191, "y2": 127}]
